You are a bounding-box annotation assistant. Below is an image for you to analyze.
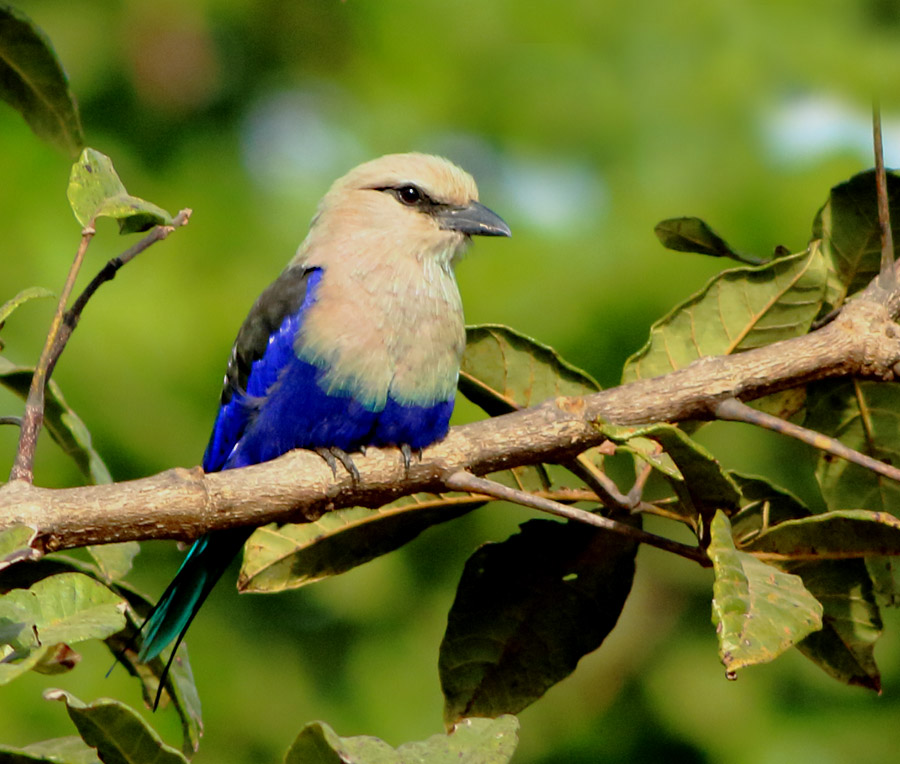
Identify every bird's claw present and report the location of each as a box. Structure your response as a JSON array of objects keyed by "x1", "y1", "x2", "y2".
[
  {"x1": 315, "y1": 447, "x2": 361, "y2": 482},
  {"x1": 399, "y1": 443, "x2": 423, "y2": 473}
]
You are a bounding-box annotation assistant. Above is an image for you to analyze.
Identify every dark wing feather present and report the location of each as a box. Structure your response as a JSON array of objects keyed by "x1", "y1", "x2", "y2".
[{"x1": 221, "y1": 265, "x2": 314, "y2": 405}]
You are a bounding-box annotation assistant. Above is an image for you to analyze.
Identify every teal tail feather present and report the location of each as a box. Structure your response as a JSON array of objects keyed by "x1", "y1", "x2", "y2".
[{"x1": 137, "y1": 527, "x2": 252, "y2": 707}]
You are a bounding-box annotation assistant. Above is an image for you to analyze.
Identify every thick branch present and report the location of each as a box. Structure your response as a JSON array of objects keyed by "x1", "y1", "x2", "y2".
[{"x1": 3, "y1": 290, "x2": 900, "y2": 554}]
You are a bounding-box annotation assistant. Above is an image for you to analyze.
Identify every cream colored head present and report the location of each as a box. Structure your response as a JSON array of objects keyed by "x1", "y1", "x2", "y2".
[{"x1": 295, "y1": 153, "x2": 510, "y2": 269}]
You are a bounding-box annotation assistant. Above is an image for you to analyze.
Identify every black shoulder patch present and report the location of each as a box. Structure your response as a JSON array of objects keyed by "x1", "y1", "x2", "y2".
[{"x1": 221, "y1": 265, "x2": 313, "y2": 404}]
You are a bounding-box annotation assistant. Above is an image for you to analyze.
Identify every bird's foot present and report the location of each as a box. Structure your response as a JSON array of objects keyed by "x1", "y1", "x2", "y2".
[
  {"x1": 400, "y1": 443, "x2": 423, "y2": 473},
  {"x1": 315, "y1": 447, "x2": 361, "y2": 482}
]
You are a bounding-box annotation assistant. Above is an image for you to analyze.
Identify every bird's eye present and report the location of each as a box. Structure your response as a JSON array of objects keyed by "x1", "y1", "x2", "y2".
[{"x1": 396, "y1": 185, "x2": 423, "y2": 205}]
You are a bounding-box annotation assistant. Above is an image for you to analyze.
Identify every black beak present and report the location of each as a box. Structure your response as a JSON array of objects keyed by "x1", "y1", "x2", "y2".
[{"x1": 436, "y1": 200, "x2": 512, "y2": 237}]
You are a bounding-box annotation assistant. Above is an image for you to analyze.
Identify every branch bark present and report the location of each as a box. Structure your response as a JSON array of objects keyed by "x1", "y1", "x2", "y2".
[{"x1": 3, "y1": 285, "x2": 900, "y2": 555}]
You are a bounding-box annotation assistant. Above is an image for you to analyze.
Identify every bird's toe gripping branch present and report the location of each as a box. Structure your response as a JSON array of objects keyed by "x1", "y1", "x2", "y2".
[{"x1": 314, "y1": 446, "x2": 361, "y2": 482}]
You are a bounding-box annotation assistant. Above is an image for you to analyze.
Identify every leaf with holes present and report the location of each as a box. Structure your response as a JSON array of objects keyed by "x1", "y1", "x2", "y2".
[
  {"x1": 622, "y1": 246, "x2": 826, "y2": 384},
  {"x1": 805, "y1": 379, "x2": 900, "y2": 515},
  {"x1": 0, "y1": 6, "x2": 84, "y2": 157},
  {"x1": 709, "y1": 511, "x2": 822, "y2": 674},
  {"x1": 439, "y1": 519, "x2": 637, "y2": 724}
]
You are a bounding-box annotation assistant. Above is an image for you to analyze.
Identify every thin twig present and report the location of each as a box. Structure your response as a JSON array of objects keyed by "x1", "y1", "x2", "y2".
[
  {"x1": 8, "y1": 210, "x2": 192, "y2": 484},
  {"x1": 444, "y1": 469, "x2": 711, "y2": 566},
  {"x1": 48, "y1": 209, "x2": 192, "y2": 377},
  {"x1": 715, "y1": 397, "x2": 900, "y2": 483},
  {"x1": 0, "y1": 416, "x2": 22, "y2": 427},
  {"x1": 873, "y1": 101, "x2": 896, "y2": 291},
  {"x1": 564, "y1": 452, "x2": 637, "y2": 509},
  {"x1": 9, "y1": 225, "x2": 95, "y2": 483}
]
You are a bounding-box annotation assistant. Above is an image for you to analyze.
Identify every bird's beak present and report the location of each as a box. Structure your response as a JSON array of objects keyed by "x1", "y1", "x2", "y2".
[{"x1": 436, "y1": 201, "x2": 512, "y2": 237}]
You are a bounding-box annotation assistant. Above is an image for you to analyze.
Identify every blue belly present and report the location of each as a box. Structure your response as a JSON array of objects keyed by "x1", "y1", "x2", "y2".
[{"x1": 202, "y1": 269, "x2": 455, "y2": 472}]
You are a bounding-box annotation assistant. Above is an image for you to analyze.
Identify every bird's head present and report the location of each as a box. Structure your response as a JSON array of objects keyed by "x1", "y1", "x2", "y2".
[{"x1": 299, "y1": 153, "x2": 511, "y2": 269}]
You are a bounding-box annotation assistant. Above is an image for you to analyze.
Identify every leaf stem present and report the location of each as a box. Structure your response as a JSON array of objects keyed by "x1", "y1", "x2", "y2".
[{"x1": 444, "y1": 470, "x2": 711, "y2": 566}]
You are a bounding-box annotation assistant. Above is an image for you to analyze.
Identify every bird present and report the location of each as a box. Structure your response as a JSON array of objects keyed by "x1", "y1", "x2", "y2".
[{"x1": 135, "y1": 152, "x2": 511, "y2": 702}]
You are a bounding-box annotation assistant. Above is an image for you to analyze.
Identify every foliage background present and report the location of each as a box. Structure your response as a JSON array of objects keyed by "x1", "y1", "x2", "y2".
[{"x1": 3, "y1": 1, "x2": 900, "y2": 761}]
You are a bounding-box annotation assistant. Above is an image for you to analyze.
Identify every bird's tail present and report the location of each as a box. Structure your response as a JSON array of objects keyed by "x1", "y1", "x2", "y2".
[{"x1": 136, "y1": 527, "x2": 252, "y2": 705}]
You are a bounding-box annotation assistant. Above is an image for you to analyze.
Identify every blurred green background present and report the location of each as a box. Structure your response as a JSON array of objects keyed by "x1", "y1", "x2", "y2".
[{"x1": 4, "y1": 1, "x2": 900, "y2": 761}]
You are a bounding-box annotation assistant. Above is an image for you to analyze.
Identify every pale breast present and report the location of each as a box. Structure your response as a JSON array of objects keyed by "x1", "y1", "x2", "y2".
[{"x1": 295, "y1": 254, "x2": 464, "y2": 410}]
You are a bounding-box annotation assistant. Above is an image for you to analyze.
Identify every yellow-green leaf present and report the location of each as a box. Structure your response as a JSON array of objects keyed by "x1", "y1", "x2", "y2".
[
  {"x1": 67, "y1": 148, "x2": 172, "y2": 233},
  {"x1": 623, "y1": 246, "x2": 826, "y2": 383},
  {"x1": 709, "y1": 511, "x2": 822, "y2": 674}
]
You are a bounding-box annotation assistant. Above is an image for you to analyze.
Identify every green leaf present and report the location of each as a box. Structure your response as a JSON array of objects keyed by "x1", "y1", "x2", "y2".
[
  {"x1": 0, "y1": 736, "x2": 101, "y2": 764},
  {"x1": 654, "y1": 216, "x2": 763, "y2": 264},
  {"x1": 0, "y1": 524, "x2": 38, "y2": 570},
  {"x1": 459, "y1": 323, "x2": 606, "y2": 485},
  {"x1": 743, "y1": 510, "x2": 900, "y2": 560},
  {"x1": 44, "y1": 690, "x2": 189, "y2": 764},
  {"x1": 284, "y1": 716, "x2": 520, "y2": 764},
  {"x1": 729, "y1": 472, "x2": 812, "y2": 545},
  {"x1": 0, "y1": 646, "x2": 43, "y2": 685},
  {"x1": 784, "y1": 559, "x2": 882, "y2": 692},
  {"x1": 0, "y1": 286, "x2": 54, "y2": 327},
  {"x1": 0, "y1": 6, "x2": 84, "y2": 157},
  {"x1": 709, "y1": 511, "x2": 823, "y2": 674},
  {"x1": 805, "y1": 379, "x2": 900, "y2": 515},
  {"x1": 0, "y1": 597, "x2": 37, "y2": 650},
  {"x1": 439, "y1": 519, "x2": 637, "y2": 724},
  {"x1": 240, "y1": 493, "x2": 485, "y2": 593},
  {"x1": 600, "y1": 422, "x2": 741, "y2": 531},
  {"x1": 730, "y1": 476, "x2": 885, "y2": 689},
  {"x1": 0, "y1": 358, "x2": 111, "y2": 484},
  {"x1": 0, "y1": 572, "x2": 126, "y2": 647},
  {"x1": 67, "y1": 148, "x2": 173, "y2": 233},
  {"x1": 86, "y1": 543, "x2": 140, "y2": 583},
  {"x1": 622, "y1": 246, "x2": 826, "y2": 383},
  {"x1": 396, "y1": 717, "x2": 519, "y2": 763},
  {"x1": 812, "y1": 169, "x2": 900, "y2": 308},
  {"x1": 460, "y1": 324, "x2": 600, "y2": 414},
  {"x1": 866, "y1": 556, "x2": 900, "y2": 608}
]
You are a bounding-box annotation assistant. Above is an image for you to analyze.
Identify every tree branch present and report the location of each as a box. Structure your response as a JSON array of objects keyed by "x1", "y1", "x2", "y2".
[
  {"x1": 3, "y1": 282, "x2": 900, "y2": 554},
  {"x1": 443, "y1": 470, "x2": 710, "y2": 565}
]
